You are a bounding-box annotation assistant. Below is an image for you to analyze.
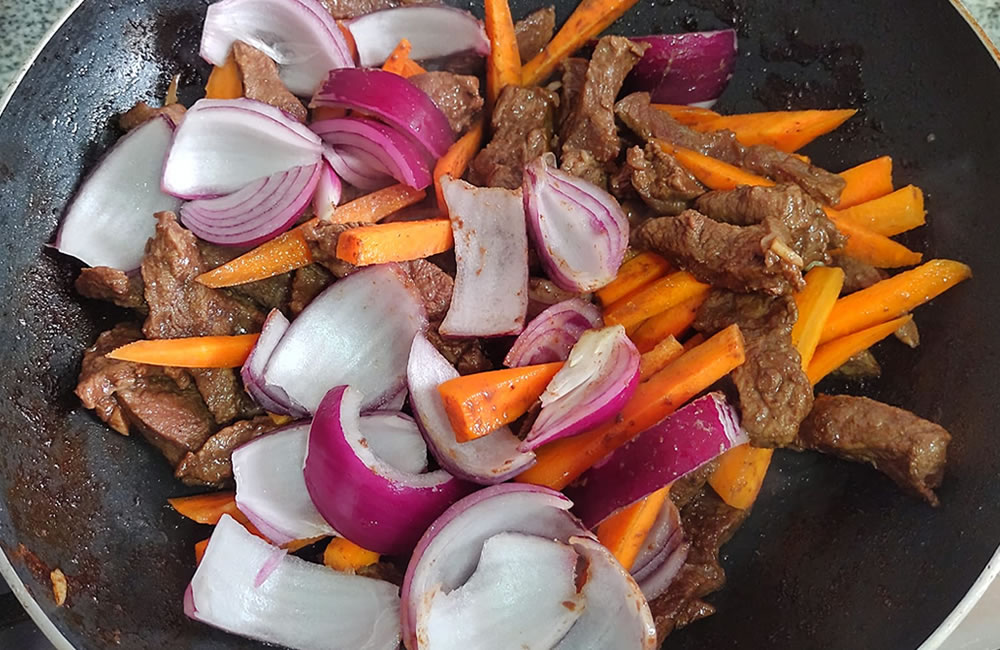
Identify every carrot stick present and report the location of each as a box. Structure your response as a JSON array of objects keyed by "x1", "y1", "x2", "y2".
[
  {"x1": 595, "y1": 251, "x2": 672, "y2": 307},
  {"x1": 433, "y1": 120, "x2": 484, "y2": 210},
  {"x1": 106, "y1": 334, "x2": 259, "y2": 368},
  {"x1": 336, "y1": 218, "x2": 454, "y2": 265},
  {"x1": 819, "y1": 259, "x2": 971, "y2": 344},
  {"x1": 630, "y1": 291, "x2": 710, "y2": 353},
  {"x1": 381, "y1": 39, "x2": 426, "y2": 77},
  {"x1": 790, "y1": 266, "x2": 845, "y2": 369},
  {"x1": 651, "y1": 103, "x2": 721, "y2": 127},
  {"x1": 656, "y1": 140, "x2": 776, "y2": 191},
  {"x1": 336, "y1": 21, "x2": 358, "y2": 62},
  {"x1": 638, "y1": 335, "x2": 684, "y2": 380},
  {"x1": 807, "y1": 315, "x2": 912, "y2": 385},
  {"x1": 682, "y1": 332, "x2": 705, "y2": 350},
  {"x1": 828, "y1": 214, "x2": 922, "y2": 268},
  {"x1": 707, "y1": 445, "x2": 773, "y2": 510},
  {"x1": 516, "y1": 324, "x2": 746, "y2": 489},
  {"x1": 323, "y1": 537, "x2": 380, "y2": 572},
  {"x1": 838, "y1": 156, "x2": 893, "y2": 208},
  {"x1": 325, "y1": 184, "x2": 428, "y2": 225},
  {"x1": 439, "y1": 362, "x2": 565, "y2": 442},
  {"x1": 521, "y1": 0, "x2": 640, "y2": 85},
  {"x1": 691, "y1": 109, "x2": 857, "y2": 152},
  {"x1": 194, "y1": 538, "x2": 210, "y2": 564},
  {"x1": 312, "y1": 106, "x2": 349, "y2": 121},
  {"x1": 204, "y1": 54, "x2": 243, "y2": 99},
  {"x1": 829, "y1": 185, "x2": 925, "y2": 236},
  {"x1": 604, "y1": 271, "x2": 710, "y2": 333},
  {"x1": 168, "y1": 492, "x2": 263, "y2": 537},
  {"x1": 484, "y1": 0, "x2": 521, "y2": 107},
  {"x1": 596, "y1": 485, "x2": 670, "y2": 571}
]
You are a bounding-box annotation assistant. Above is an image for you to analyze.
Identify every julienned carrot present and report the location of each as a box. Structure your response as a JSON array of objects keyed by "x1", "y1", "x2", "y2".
[
  {"x1": 336, "y1": 219, "x2": 454, "y2": 265},
  {"x1": 326, "y1": 184, "x2": 428, "y2": 224},
  {"x1": 829, "y1": 185, "x2": 925, "y2": 237},
  {"x1": 691, "y1": 109, "x2": 857, "y2": 153},
  {"x1": 604, "y1": 271, "x2": 710, "y2": 333},
  {"x1": 707, "y1": 445, "x2": 773, "y2": 510},
  {"x1": 790, "y1": 266, "x2": 845, "y2": 369},
  {"x1": 651, "y1": 103, "x2": 721, "y2": 127},
  {"x1": 596, "y1": 485, "x2": 670, "y2": 571},
  {"x1": 655, "y1": 140, "x2": 776, "y2": 191},
  {"x1": 516, "y1": 324, "x2": 746, "y2": 489},
  {"x1": 484, "y1": 0, "x2": 521, "y2": 107},
  {"x1": 106, "y1": 334, "x2": 260, "y2": 368},
  {"x1": 439, "y1": 362, "x2": 564, "y2": 442},
  {"x1": 630, "y1": 291, "x2": 710, "y2": 353},
  {"x1": 194, "y1": 538, "x2": 210, "y2": 564},
  {"x1": 381, "y1": 39, "x2": 426, "y2": 77},
  {"x1": 434, "y1": 120, "x2": 484, "y2": 210},
  {"x1": 807, "y1": 315, "x2": 912, "y2": 385},
  {"x1": 638, "y1": 335, "x2": 684, "y2": 381},
  {"x1": 521, "y1": 0, "x2": 640, "y2": 85},
  {"x1": 819, "y1": 259, "x2": 971, "y2": 344},
  {"x1": 204, "y1": 54, "x2": 243, "y2": 99},
  {"x1": 827, "y1": 214, "x2": 922, "y2": 268},
  {"x1": 838, "y1": 156, "x2": 893, "y2": 208},
  {"x1": 682, "y1": 332, "x2": 705, "y2": 350},
  {"x1": 324, "y1": 537, "x2": 380, "y2": 572},
  {"x1": 595, "y1": 251, "x2": 672, "y2": 307},
  {"x1": 169, "y1": 492, "x2": 263, "y2": 537}
]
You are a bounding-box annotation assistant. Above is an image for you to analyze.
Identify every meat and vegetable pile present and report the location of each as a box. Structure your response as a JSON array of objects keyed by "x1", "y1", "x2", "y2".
[{"x1": 58, "y1": 0, "x2": 971, "y2": 647}]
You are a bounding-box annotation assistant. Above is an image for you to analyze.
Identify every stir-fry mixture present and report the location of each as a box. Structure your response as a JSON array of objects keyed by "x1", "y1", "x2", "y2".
[{"x1": 59, "y1": 0, "x2": 971, "y2": 647}]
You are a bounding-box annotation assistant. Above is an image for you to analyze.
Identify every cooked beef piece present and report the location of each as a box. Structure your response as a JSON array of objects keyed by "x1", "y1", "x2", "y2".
[
  {"x1": 425, "y1": 328, "x2": 492, "y2": 375},
  {"x1": 401, "y1": 259, "x2": 453, "y2": 322},
  {"x1": 197, "y1": 241, "x2": 292, "y2": 313},
  {"x1": 318, "y1": 0, "x2": 432, "y2": 19},
  {"x1": 76, "y1": 324, "x2": 154, "y2": 435},
  {"x1": 669, "y1": 459, "x2": 720, "y2": 511},
  {"x1": 558, "y1": 58, "x2": 590, "y2": 129},
  {"x1": 118, "y1": 101, "x2": 186, "y2": 131},
  {"x1": 695, "y1": 291, "x2": 813, "y2": 447},
  {"x1": 75, "y1": 267, "x2": 147, "y2": 312},
  {"x1": 191, "y1": 368, "x2": 261, "y2": 425},
  {"x1": 514, "y1": 6, "x2": 555, "y2": 63},
  {"x1": 626, "y1": 144, "x2": 705, "y2": 215},
  {"x1": 560, "y1": 148, "x2": 608, "y2": 188},
  {"x1": 694, "y1": 184, "x2": 844, "y2": 266},
  {"x1": 301, "y1": 220, "x2": 362, "y2": 278},
  {"x1": 894, "y1": 318, "x2": 920, "y2": 348},
  {"x1": 290, "y1": 264, "x2": 334, "y2": 316},
  {"x1": 831, "y1": 349, "x2": 881, "y2": 379},
  {"x1": 636, "y1": 210, "x2": 806, "y2": 295},
  {"x1": 795, "y1": 394, "x2": 951, "y2": 505},
  {"x1": 608, "y1": 160, "x2": 636, "y2": 200},
  {"x1": 422, "y1": 53, "x2": 485, "y2": 77},
  {"x1": 469, "y1": 85, "x2": 557, "y2": 189},
  {"x1": 615, "y1": 92, "x2": 846, "y2": 204},
  {"x1": 527, "y1": 277, "x2": 583, "y2": 319},
  {"x1": 650, "y1": 488, "x2": 748, "y2": 642},
  {"x1": 231, "y1": 41, "x2": 307, "y2": 122},
  {"x1": 357, "y1": 561, "x2": 405, "y2": 586},
  {"x1": 832, "y1": 253, "x2": 887, "y2": 294},
  {"x1": 409, "y1": 71, "x2": 483, "y2": 136},
  {"x1": 175, "y1": 416, "x2": 280, "y2": 487}
]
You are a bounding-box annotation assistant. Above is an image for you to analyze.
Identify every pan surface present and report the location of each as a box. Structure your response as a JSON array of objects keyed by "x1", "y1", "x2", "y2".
[{"x1": 0, "y1": 0, "x2": 998, "y2": 648}]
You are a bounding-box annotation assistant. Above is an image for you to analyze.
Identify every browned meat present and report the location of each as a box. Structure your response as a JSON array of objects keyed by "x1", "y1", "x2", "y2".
[
  {"x1": 559, "y1": 149, "x2": 608, "y2": 188},
  {"x1": 740, "y1": 145, "x2": 845, "y2": 207},
  {"x1": 76, "y1": 324, "x2": 155, "y2": 435},
  {"x1": 894, "y1": 318, "x2": 920, "y2": 348},
  {"x1": 290, "y1": 264, "x2": 334, "y2": 316},
  {"x1": 795, "y1": 394, "x2": 951, "y2": 505},
  {"x1": 175, "y1": 416, "x2": 280, "y2": 487},
  {"x1": 514, "y1": 7, "x2": 555, "y2": 63},
  {"x1": 198, "y1": 241, "x2": 292, "y2": 313},
  {"x1": 831, "y1": 349, "x2": 881, "y2": 379},
  {"x1": 526, "y1": 277, "x2": 583, "y2": 319},
  {"x1": 118, "y1": 101, "x2": 186, "y2": 131},
  {"x1": 409, "y1": 71, "x2": 483, "y2": 136},
  {"x1": 469, "y1": 85, "x2": 557, "y2": 189},
  {"x1": 75, "y1": 267, "x2": 147, "y2": 312},
  {"x1": 191, "y1": 368, "x2": 261, "y2": 425},
  {"x1": 231, "y1": 41, "x2": 307, "y2": 122},
  {"x1": 668, "y1": 459, "x2": 720, "y2": 511},
  {"x1": 636, "y1": 210, "x2": 806, "y2": 295},
  {"x1": 558, "y1": 58, "x2": 589, "y2": 130},
  {"x1": 318, "y1": 0, "x2": 432, "y2": 20},
  {"x1": 625, "y1": 144, "x2": 705, "y2": 215},
  {"x1": 425, "y1": 328, "x2": 492, "y2": 375},
  {"x1": 401, "y1": 259, "x2": 453, "y2": 322},
  {"x1": 301, "y1": 220, "x2": 362, "y2": 278},
  {"x1": 833, "y1": 253, "x2": 886, "y2": 294}
]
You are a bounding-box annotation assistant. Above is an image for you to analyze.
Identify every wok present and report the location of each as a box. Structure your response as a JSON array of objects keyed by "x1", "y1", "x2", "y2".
[{"x1": 0, "y1": 0, "x2": 997, "y2": 647}]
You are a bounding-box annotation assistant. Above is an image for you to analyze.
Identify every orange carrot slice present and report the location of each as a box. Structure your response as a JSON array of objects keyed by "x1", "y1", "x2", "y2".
[
  {"x1": 638, "y1": 335, "x2": 684, "y2": 381},
  {"x1": 484, "y1": 0, "x2": 521, "y2": 107},
  {"x1": 336, "y1": 219, "x2": 454, "y2": 265},
  {"x1": 828, "y1": 214, "x2": 922, "y2": 268},
  {"x1": 596, "y1": 485, "x2": 670, "y2": 571},
  {"x1": 604, "y1": 271, "x2": 710, "y2": 333},
  {"x1": 830, "y1": 185, "x2": 925, "y2": 237},
  {"x1": 691, "y1": 109, "x2": 857, "y2": 152},
  {"x1": 433, "y1": 120, "x2": 485, "y2": 211},
  {"x1": 194, "y1": 538, "x2": 210, "y2": 564},
  {"x1": 323, "y1": 537, "x2": 380, "y2": 571},
  {"x1": 381, "y1": 39, "x2": 427, "y2": 77},
  {"x1": 708, "y1": 445, "x2": 773, "y2": 510},
  {"x1": 808, "y1": 315, "x2": 912, "y2": 385},
  {"x1": 838, "y1": 156, "x2": 893, "y2": 208},
  {"x1": 106, "y1": 334, "x2": 259, "y2": 368},
  {"x1": 656, "y1": 140, "x2": 776, "y2": 191},
  {"x1": 651, "y1": 103, "x2": 721, "y2": 126},
  {"x1": 630, "y1": 291, "x2": 710, "y2": 353},
  {"x1": 791, "y1": 266, "x2": 845, "y2": 368},
  {"x1": 205, "y1": 54, "x2": 243, "y2": 99},
  {"x1": 168, "y1": 492, "x2": 264, "y2": 538},
  {"x1": 595, "y1": 251, "x2": 672, "y2": 307}
]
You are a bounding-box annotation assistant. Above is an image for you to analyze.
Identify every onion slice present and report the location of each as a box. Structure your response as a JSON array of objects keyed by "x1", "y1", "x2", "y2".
[
  {"x1": 241, "y1": 309, "x2": 309, "y2": 417},
  {"x1": 312, "y1": 159, "x2": 343, "y2": 221},
  {"x1": 567, "y1": 392, "x2": 748, "y2": 528},
  {"x1": 55, "y1": 115, "x2": 181, "y2": 270},
  {"x1": 359, "y1": 412, "x2": 428, "y2": 475},
  {"x1": 407, "y1": 334, "x2": 536, "y2": 485},
  {"x1": 439, "y1": 177, "x2": 528, "y2": 337},
  {"x1": 505, "y1": 298, "x2": 603, "y2": 367},
  {"x1": 200, "y1": 0, "x2": 354, "y2": 97},
  {"x1": 345, "y1": 6, "x2": 489, "y2": 67},
  {"x1": 521, "y1": 325, "x2": 640, "y2": 452},
  {"x1": 187, "y1": 515, "x2": 400, "y2": 650},
  {"x1": 313, "y1": 118, "x2": 433, "y2": 190},
  {"x1": 262, "y1": 264, "x2": 427, "y2": 413},
  {"x1": 523, "y1": 153, "x2": 629, "y2": 293},
  {"x1": 304, "y1": 385, "x2": 472, "y2": 555},
  {"x1": 180, "y1": 162, "x2": 322, "y2": 246},
  {"x1": 631, "y1": 498, "x2": 689, "y2": 601},
  {"x1": 324, "y1": 145, "x2": 393, "y2": 191},
  {"x1": 627, "y1": 30, "x2": 738, "y2": 106}
]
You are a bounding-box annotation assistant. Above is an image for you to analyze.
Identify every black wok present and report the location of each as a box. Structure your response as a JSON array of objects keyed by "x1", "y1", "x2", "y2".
[{"x1": 0, "y1": 0, "x2": 997, "y2": 647}]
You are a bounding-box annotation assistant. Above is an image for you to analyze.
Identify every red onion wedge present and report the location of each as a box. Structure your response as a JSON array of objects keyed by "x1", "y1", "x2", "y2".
[
  {"x1": 180, "y1": 162, "x2": 322, "y2": 246},
  {"x1": 504, "y1": 298, "x2": 603, "y2": 367},
  {"x1": 313, "y1": 118, "x2": 433, "y2": 190},
  {"x1": 162, "y1": 98, "x2": 322, "y2": 199},
  {"x1": 324, "y1": 145, "x2": 393, "y2": 191},
  {"x1": 344, "y1": 6, "x2": 489, "y2": 68},
  {"x1": 304, "y1": 385, "x2": 473, "y2": 555},
  {"x1": 359, "y1": 412, "x2": 428, "y2": 475},
  {"x1": 407, "y1": 334, "x2": 535, "y2": 485},
  {"x1": 233, "y1": 423, "x2": 337, "y2": 546},
  {"x1": 241, "y1": 309, "x2": 309, "y2": 417},
  {"x1": 312, "y1": 68, "x2": 454, "y2": 159},
  {"x1": 200, "y1": 0, "x2": 354, "y2": 97},
  {"x1": 439, "y1": 177, "x2": 528, "y2": 337},
  {"x1": 261, "y1": 264, "x2": 427, "y2": 413},
  {"x1": 312, "y1": 159, "x2": 343, "y2": 221},
  {"x1": 627, "y1": 30, "x2": 738, "y2": 106},
  {"x1": 55, "y1": 116, "x2": 181, "y2": 270},
  {"x1": 631, "y1": 498, "x2": 689, "y2": 601},
  {"x1": 521, "y1": 325, "x2": 639, "y2": 452},
  {"x1": 567, "y1": 392, "x2": 748, "y2": 528},
  {"x1": 523, "y1": 153, "x2": 629, "y2": 293},
  {"x1": 187, "y1": 515, "x2": 400, "y2": 650}
]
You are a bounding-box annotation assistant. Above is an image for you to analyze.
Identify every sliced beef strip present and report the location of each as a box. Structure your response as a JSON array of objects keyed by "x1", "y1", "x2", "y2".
[
  {"x1": 401, "y1": 259, "x2": 453, "y2": 322},
  {"x1": 669, "y1": 459, "x2": 720, "y2": 511},
  {"x1": 559, "y1": 148, "x2": 608, "y2": 188},
  {"x1": 231, "y1": 41, "x2": 307, "y2": 122},
  {"x1": 626, "y1": 144, "x2": 705, "y2": 215},
  {"x1": 409, "y1": 71, "x2": 483, "y2": 137},
  {"x1": 290, "y1": 264, "x2": 334, "y2": 316},
  {"x1": 469, "y1": 85, "x2": 557, "y2": 189},
  {"x1": 75, "y1": 267, "x2": 147, "y2": 312},
  {"x1": 558, "y1": 58, "x2": 590, "y2": 130},
  {"x1": 425, "y1": 328, "x2": 493, "y2": 375},
  {"x1": 741, "y1": 145, "x2": 845, "y2": 207},
  {"x1": 300, "y1": 220, "x2": 362, "y2": 278},
  {"x1": 76, "y1": 324, "x2": 156, "y2": 435},
  {"x1": 175, "y1": 416, "x2": 280, "y2": 487},
  {"x1": 318, "y1": 0, "x2": 432, "y2": 20},
  {"x1": 198, "y1": 241, "x2": 292, "y2": 313},
  {"x1": 514, "y1": 6, "x2": 555, "y2": 63},
  {"x1": 635, "y1": 210, "x2": 806, "y2": 295},
  {"x1": 118, "y1": 101, "x2": 186, "y2": 131},
  {"x1": 832, "y1": 253, "x2": 887, "y2": 294},
  {"x1": 795, "y1": 394, "x2": 951, "y2": 505}
]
